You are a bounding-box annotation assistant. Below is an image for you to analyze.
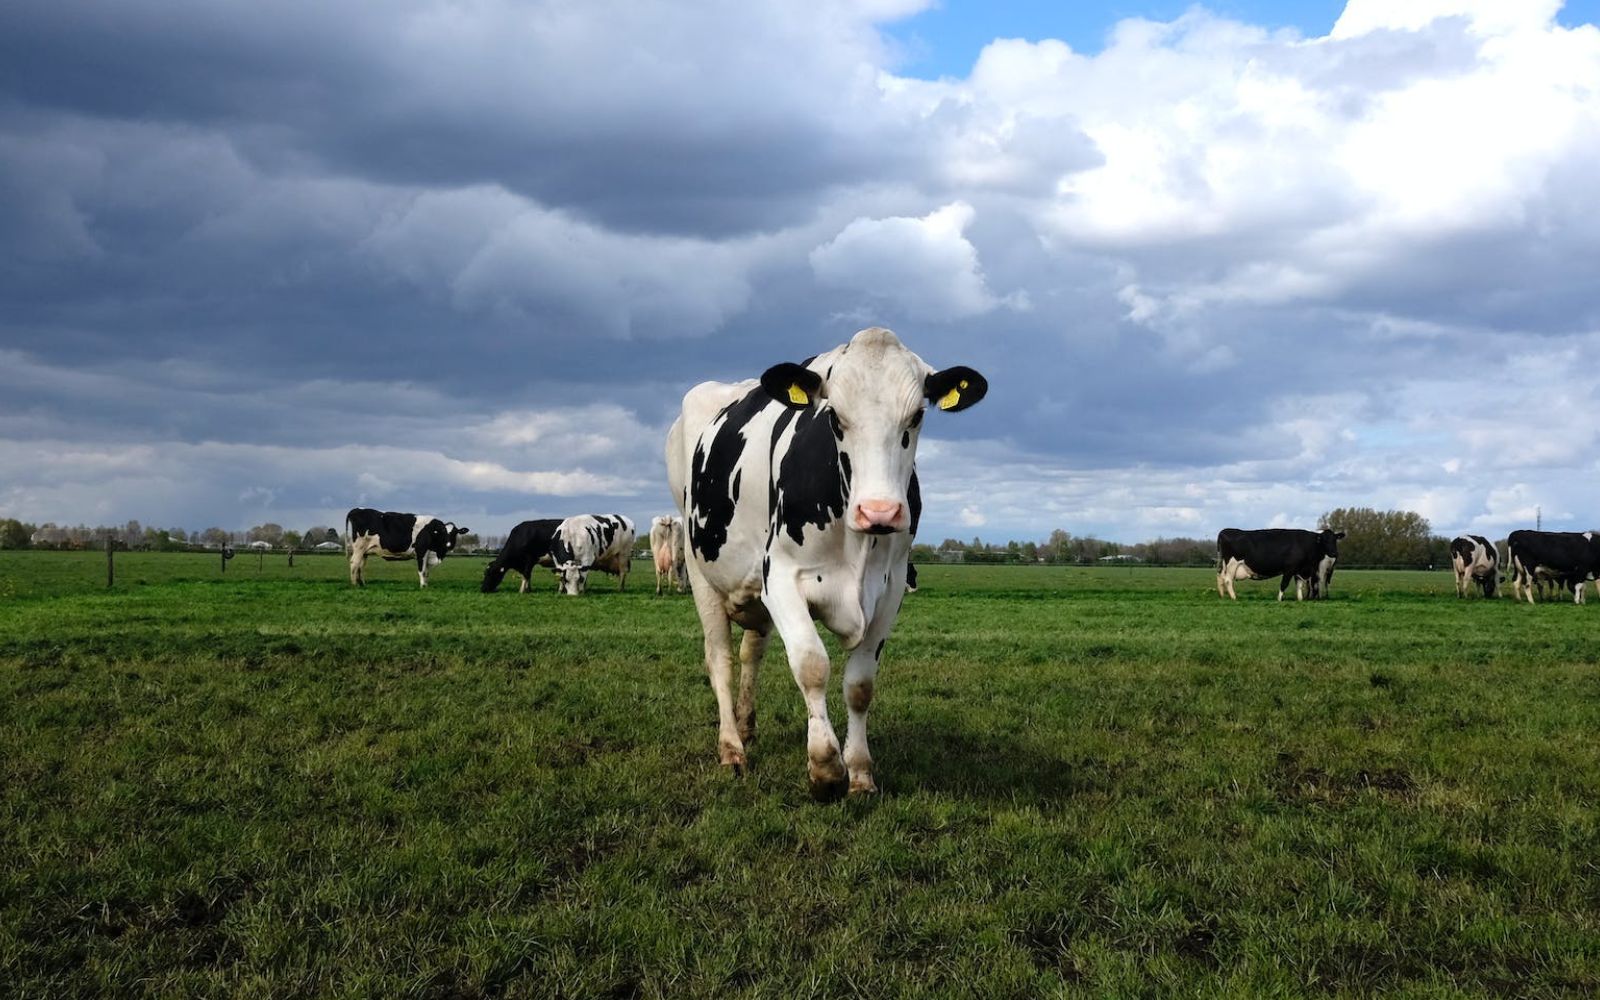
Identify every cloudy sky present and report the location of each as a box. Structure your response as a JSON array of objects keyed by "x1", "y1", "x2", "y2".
[{"x1": 4, "y1": 0, "x2": 1600, "y2": 544}]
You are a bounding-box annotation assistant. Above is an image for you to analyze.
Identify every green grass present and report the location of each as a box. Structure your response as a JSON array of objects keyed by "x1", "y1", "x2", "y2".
[{"x1": 3, "y1": 551, "x2": 1599, "y2": 998}]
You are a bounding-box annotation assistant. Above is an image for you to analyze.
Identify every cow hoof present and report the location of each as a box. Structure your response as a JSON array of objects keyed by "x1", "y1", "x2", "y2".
[
  {"x1": 809, "y1": 773, "x2": 849, "y2": 802},
  {"x1": 849, "y1": 774, "x2": 879, "y2": 795},
  {"x1": 719, "y1": 745, "x2": 748, "y2": 776}
]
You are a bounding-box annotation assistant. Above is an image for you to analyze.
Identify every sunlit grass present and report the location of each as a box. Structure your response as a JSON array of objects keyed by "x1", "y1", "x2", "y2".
[{"x1": 3, "y1": 552, "x2": 1598, "y2": 997}]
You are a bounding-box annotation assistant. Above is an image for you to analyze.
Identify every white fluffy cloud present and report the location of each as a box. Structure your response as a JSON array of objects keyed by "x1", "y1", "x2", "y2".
[{"x1": 809, "y1": 202, "x2": 1022, "y2": 320}]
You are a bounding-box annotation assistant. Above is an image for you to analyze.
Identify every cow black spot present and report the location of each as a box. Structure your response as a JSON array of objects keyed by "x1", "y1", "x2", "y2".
[
  {"x1": 901, "y1": 430, "x2": 909, "y2": 448},
  {"x1": 689, "y1": 388, "x2": 770, "y2": 562},
  {"x1": 773, "y1": 405, "x2": 847, "y2": 546},
  {"x1": 908, "y1": 470, "x2": 922, "y2": 536}
]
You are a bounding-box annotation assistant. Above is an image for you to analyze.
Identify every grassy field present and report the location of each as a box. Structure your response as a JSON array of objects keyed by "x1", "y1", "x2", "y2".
[{"x1": 3, "y1": 550, "x2": 1599, "y2": 998}]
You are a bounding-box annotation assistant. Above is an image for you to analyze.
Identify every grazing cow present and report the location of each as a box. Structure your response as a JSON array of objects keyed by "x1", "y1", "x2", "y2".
[
  {"x1": 1450, "y1": 535, "x2": 1499, "y2": 598},
  {"x1": 650, "y1": 515, "x2": 688, "y2": 595},
  {"x1": 550, "y1": 514, "x2": 635, "y2": 595},
  {"x1": 1216, "y1": 527, "x2": 1345, "y2": 601},
  {"x1": 481, "y1": 518, "x2": 564, "y2": 593},
  {"x1": 1506, "y1": 529, "x2": 1600, "y2": 604},
  {"x1": 667, "y1": 326, "x2": 987, "y2": 798},
  {"x1": 345, "y1": 507, "x2": 469, "y2": 588}
]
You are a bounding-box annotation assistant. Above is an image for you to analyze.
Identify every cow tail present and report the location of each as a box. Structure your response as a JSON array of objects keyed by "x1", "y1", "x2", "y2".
[{"x1": 344, "y1": 515, "x2": 352, "y2": 555}]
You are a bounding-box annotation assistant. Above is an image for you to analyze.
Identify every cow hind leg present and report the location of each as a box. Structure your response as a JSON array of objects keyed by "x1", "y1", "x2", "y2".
[
  {"x1": 688, "y1": 567, "x2": 746, "y2": 774},
  {"x1": 736, "y1": 628, "x2": 768, "y2": 745},
  {"x1": 349, "y1": 549, "x2": 365, "y2": 587}
]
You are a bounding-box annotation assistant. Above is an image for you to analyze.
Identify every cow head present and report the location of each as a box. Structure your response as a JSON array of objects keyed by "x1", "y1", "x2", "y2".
[
  {"x1": 1318, "y1": 528, "x2": 1347, "y2": 557},
  {"x1": 550, "y1": 532, "x2": 589, "y2": 596},
  {"x1": 760, "y1": 327, "x2": 986, "y2": 535},
  {"x1": 554, "y1": 561, "x2": 590, "y2": 596},
  {"x1": 447, "y1": 523, "x2": 469, "y2": 552}
]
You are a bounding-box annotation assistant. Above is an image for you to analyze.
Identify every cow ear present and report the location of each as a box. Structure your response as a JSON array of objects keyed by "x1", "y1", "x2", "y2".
[
  {"x1": 1335, "y1": 531, "x2": 1347, "y2": 539},
  {"x1": 925, "y1": 366, "x2": 987, "y2": 412},
  {"x1": 456, "y1": 526, "x2": 469, "y2": 536},
  {"x1": 760, "y1": 363, "x2": 823, "y2": 410}
]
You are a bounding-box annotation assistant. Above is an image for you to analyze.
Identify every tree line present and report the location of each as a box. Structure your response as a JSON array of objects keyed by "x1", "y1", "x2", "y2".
[
  {"x1": 2, "y1": 507, "x2": 1527, "y2": 569},
  {"x1": 911, "y1": 508, "x2": 1498, "y2": 570}
]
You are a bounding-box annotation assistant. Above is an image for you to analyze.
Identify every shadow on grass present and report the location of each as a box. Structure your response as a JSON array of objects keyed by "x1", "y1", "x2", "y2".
[{"x1": 871, "y1": 716, "x2": 1121, "y2": 802}]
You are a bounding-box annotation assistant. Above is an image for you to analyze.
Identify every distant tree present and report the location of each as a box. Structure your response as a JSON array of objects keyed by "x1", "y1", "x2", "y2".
[
  {"x1": 909, "y1": 543, "x2": 937, "y2": 562},
  {"x1": 0, "y1": 519, "x2": 35, "y2": 549},
  {"x1": 1319, "y1": 507, "x2": 1434, "y2": 568},
  {"x1": 282, "y1": 530, "x2": 304, "y2": 551},
  {"x1": 201, "y1": 527, "x2": 230, "y2": 548},
  {"x1": 457, "y1": 532, "x2": 480, "y2": 550},
  {"x1": 248, "y1": 523, "x2": 284, "y2": 545},
  {"x1": 1043, "y1": 529, "x2": 1072, "y2": 563},
  {"x1": 1020, "y1": 541, "x2": 1038, "y2": 562}
]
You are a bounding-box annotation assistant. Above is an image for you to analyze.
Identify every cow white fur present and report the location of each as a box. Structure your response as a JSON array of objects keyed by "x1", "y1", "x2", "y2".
[{"x1": 666, "y1": 327, "x2": 986, "y2": 799}]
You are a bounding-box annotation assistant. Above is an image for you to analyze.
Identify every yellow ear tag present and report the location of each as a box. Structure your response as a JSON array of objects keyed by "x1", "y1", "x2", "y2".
[
  {"x1": 937, "y1": 387, "x2": 960, "y2": 410},
  {"x1": 787, "y1": 383, "x2": 810, "y2": 406}
]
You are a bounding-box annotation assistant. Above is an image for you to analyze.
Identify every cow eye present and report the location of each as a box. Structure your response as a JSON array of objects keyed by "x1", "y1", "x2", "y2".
[{"x1": 908, "y1": 409, "x2": 924, "y2": 430}]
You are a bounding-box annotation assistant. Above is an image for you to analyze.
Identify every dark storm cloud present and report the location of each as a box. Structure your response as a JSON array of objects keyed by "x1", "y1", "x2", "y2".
[{"x1": 0, "y1": 0, "x2": 925, "y2": 237}]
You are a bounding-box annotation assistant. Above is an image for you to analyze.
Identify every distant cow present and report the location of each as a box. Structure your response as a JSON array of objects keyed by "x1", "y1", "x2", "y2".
[
  {"x1": 1450, "y1": 535, "x2": 1499, "y2": 598},
  {"x1": 1506, "y1": 529, "x2": 1600, "y2": 604},
  {"x1": 345, "y1": 507, "x2": 469, "y2": 588},
  {"x1": 1216, "y1": 527, "x2": 1345, "y2": 601},
  {"x1": 481, "y1": 518, "x2": 563, "y2": 593},
  {"x1": 650, "y1": 515, "x2": 687, "y2": 595},
  {"x1": 667, "y1": 326, "x2": 986, "y2": 798},
  {"x1": 550, "y1": 514, "x2": 636, "y2": 595}
]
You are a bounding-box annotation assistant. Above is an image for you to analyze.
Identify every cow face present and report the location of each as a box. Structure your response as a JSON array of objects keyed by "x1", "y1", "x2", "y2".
[
  {"x1": 760, "y1": 327, "x2": 986, "y2": 535},
  {"x1": 555, "y1": 561, "x2": 589, "y2": 596},
  {"x1": 1318, "y1": 529, "x2": 1346, "y2": 557}
]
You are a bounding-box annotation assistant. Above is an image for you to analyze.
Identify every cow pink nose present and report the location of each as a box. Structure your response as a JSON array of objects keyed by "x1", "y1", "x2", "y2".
[{"x1": 855, "y1": 500, "x2": 903, "y2": 530}]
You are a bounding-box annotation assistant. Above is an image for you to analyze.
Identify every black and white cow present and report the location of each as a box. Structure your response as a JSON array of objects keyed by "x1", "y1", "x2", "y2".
[
  {"x1": 345, "y1": 507, "x2": 469, "y2": 588},
  {"x1": 1216, "y1": 527, "x2": 1345, "y2": 601},
  {"x1": 667, "y1": 327, "x2": 986, "y2": 799},
  {"x1": 1506, "y1": 529, "x2": 1600, "y2": 604},
  {"x1": 550, "y1": 514, "x2": 636, "y2": 595},
  {"x1": 1449, "y1": 534, "x2": 1499, "y2": 598},
  {"x1": 481, "y1": 518, "x2": 564, "y2": 593}
]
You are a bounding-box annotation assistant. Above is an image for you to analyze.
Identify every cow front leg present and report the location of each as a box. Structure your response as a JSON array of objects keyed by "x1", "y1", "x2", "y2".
[
  {"x1": 417, "y1": 552, "x2": 429, "y2": 588},
  {"x1": 349, "y1": 549, "x2": 365, "y2": 587},
  {"x1": 765, "y1": 578, "x2": 846, "y2": 800},
  {"x1": 736, "y1": 628, "x2": 768, "y2": 745},
  {"x1": 842, "y1": 643, "x2": 881, "y2": 795}
]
